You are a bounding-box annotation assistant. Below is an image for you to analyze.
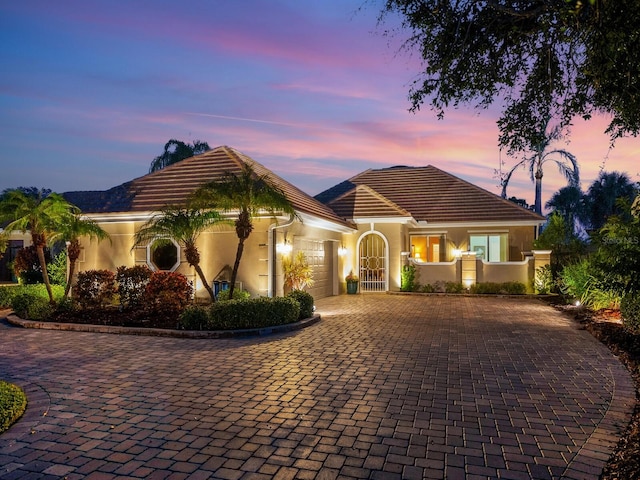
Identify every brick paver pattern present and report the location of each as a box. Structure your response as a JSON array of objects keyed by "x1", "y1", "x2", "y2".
[{"x1": 0, "y1": 295, "x2": 634, "y2": 480}]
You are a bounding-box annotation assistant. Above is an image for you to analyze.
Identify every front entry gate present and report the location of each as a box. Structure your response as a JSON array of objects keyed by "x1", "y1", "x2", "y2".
[{"x1": 359, "y1": 233, "x2": 387, "y2": 292}]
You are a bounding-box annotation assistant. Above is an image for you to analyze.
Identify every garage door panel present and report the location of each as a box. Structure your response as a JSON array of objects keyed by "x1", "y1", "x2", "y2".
[{"x1": 294, "y1": 239, "x2": 333, "y2": 299}]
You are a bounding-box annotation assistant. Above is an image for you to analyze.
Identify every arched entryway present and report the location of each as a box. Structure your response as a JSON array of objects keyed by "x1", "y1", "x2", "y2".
[{"x1": 358, "y1": 231, "x2": 388, "y2": 292}]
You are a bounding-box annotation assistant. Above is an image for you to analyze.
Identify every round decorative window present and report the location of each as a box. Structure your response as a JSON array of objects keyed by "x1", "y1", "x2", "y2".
[{"x1": 147, "y1": 238, "x2": 180, "y2": 271}]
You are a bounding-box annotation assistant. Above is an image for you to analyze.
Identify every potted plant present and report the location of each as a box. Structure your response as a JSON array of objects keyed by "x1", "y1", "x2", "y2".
[{"x1": 345, "y1": 270, "x2": 359, "y2": 294}]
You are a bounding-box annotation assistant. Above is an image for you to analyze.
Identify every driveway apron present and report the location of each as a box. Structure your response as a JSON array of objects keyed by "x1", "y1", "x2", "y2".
[{"x1": 0, "y1": 295, "x2": 634, "y2": 480}]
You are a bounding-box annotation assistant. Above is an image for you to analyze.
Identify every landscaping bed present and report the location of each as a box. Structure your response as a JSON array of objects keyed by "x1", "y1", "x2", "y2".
[{"x1": 554, "y1": 303, "x2": 640, "y2": 480}]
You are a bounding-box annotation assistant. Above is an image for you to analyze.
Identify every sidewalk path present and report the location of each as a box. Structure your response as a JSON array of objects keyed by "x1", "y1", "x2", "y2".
[{"x1": 0, "y1": 295, "x2": 634, "y2": 479}]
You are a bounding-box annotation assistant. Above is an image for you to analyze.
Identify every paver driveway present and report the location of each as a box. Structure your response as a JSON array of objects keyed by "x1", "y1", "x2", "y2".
[{"x1": 0, "y1": 295, "x2": 634, "y2": 480}]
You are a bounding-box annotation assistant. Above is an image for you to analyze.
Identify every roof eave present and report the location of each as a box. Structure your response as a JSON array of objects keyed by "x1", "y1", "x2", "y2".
[
  {"x1": 351, "y1": 216, "x2": 417, "y2": 226},
  {"x1": 414, "y1": 219, "x2": 545, "y2": 228},
  {"x1": 296, "y1": 211, "x2": 356, "y2": 233}
]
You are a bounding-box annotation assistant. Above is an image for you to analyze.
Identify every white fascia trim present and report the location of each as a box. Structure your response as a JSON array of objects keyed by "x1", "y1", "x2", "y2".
[
  {"x1": 352, "y1": 216, "x2": 417, "y2": 226},
  {"x1": 415, "y1": 220, "x2": 544, "y2": 228},
  {"x1": 84, "y1": 212, "x2": 154, "y2": 223},
  {"x1": 296, "y1": 211, "x2": 355, "y2": 233},
  {"x1": 84, "y1": 210, "x2": 292, "y2": 224}
]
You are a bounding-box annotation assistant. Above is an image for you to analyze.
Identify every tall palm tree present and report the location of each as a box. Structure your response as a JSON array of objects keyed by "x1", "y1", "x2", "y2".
[
  {"x1": 149, "y1": 139, "x2": 210, "y2": 173},
  {"x1": 501, "y1": 123, "x2": 580, "y2": 215},
  {"x1": 132, "y1": 207, "x2": 226, "y2": 301},
  {"x1": 584, "y1": 171, "x2": 638, "y2": 230},
  {"x1": 0, "y1": 188, "x2": 77, "y2": 303},
  {"x1": 50, "y1": 215, "x2": 111, "y2": 297},
  {"x1": 545, "y1": 185, "x2": 587, "y2": 236},
  {"x1": 192, "y1": 163, "x2": 295, "y2": 299}
]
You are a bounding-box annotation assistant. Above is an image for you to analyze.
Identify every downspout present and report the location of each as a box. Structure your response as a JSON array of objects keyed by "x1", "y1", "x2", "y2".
[{"x1": 268, "y1": 214, "x2": 296, "y2": 297}]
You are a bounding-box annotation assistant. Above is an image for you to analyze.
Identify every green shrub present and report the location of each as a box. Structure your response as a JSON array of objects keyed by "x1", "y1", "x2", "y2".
[
  {"x1": 11, "y1": 293, "x2": 54, "y2": 320},
  {"x1": 74, "y1": 270, "x2": 117, "y2": 308},
  {"x1": 0, "y1": 284, "x2": 64, "y2": 309},
  {"x1": 47, "y1": 251, "x2": 68, "y2": 287},
  {"x1": 401, "y1": 265, "x2": 417, "y2": 292},
  {"x1": 11, "y1": 293, "x2": 33, "y2": 318},
  {"x1": 217, "y1": 288, "x2": 251, "y2": 301},
  {"x1": 116, "y1": 265, "x2": 152, "y2": 309},
  {"x1": 144, "y1": 271, "x2": 193, "y2": 317},
  {"x1": 502, "y1": 281, "x2": 527, "y2": 294},
  {"x1": 0, "y1": 380, "x2": 27, "y2": 433},
  {"x1": 420, "y1": 283, "x2": 435, "y2": 293},
  {"x1": 178, "y1": 305, "x2": 210, "y2": 330},
  {"x1": 470, "y1": 283, "x2": 499, "y2": 294},
  {"x1": 559, "y1": 259, "x2": 621, "y2": 309},
  {"x1": 445, "y1": 281, "x2": 464, "y2": 293},
  {"x1": 55, "y1": 296, "x2": 79, "y2": 314},
  {"x1": 208, "y1": 297, "x2": 300, "y2": 330},
  {"x1": 286, "y1": 290, "x2": 314, "y2": 319},
  {"x1": 534, "y1": 264, "x2": 554, "y2": 294},
  {"x1": 621, "y1": 293, "x2": 640, "y2": 333},
  {"x1": 0, "y1": 287, "x2": 15, "y2": 307}
]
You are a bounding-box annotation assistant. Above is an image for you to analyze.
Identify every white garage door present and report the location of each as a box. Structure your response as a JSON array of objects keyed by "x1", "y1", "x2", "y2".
[{"x1": 294, "y1": 239, "x2": 334, "y2": 299}]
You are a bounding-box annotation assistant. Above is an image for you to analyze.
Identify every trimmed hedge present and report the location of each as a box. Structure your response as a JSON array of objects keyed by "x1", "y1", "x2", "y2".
[
  {"x1": 470, "y1": 282, "x2": 527, "y2": 295},
  {"x1": 217, "y1": 289, "x2": 251, "y2": 301},
  {"x1": 0, "y1": 284, "x2": 64, "y2": 309},
  {"x1": 11, "y1": 293, "x2": 55, "y2": 320},
  {"x1": 286, "y1": 290, "x2": 314, "y2": 319},
  {"x1": 209, "y1": 297, "x2": 300, "y2": 330},
  {"x1": 0, "y1": 380, "x2": 27, "y2": 433},
  {"x1": 179, "y1": 296, "x2": 301, "y2": 331}
]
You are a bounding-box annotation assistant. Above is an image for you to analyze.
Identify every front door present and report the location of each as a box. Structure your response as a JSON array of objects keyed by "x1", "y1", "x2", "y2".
[{"x1": 359, "y1": 233, "x2": 387, "y2": 292}]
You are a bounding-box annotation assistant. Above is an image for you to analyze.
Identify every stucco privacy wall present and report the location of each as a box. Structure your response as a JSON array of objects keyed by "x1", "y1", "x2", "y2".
[{"x1": 405, "y1": 225, "x2": 538, "y2": 262}]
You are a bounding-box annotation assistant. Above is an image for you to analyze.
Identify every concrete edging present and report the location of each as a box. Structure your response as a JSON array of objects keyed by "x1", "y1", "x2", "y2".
[{"x1": 5, "y1": 313, "x2": 321, "y2": 338}]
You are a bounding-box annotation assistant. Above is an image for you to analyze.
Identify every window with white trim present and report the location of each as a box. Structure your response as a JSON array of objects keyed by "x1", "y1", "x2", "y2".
[
  {"x1": 469, "y1": 234, "x2": 507, "y2": 262},
  {"x1": 410, "y1": 235, "x2": 444, "y2": 262}
]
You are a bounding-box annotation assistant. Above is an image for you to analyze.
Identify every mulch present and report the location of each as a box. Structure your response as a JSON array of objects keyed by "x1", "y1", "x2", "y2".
[{"x1": 554, "y1": 303, "x2": 640, "y2": 480}]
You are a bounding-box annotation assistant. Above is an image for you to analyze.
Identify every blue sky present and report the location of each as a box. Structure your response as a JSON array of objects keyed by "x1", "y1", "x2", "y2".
[{"x1": 1, "y1": 0, "x2": 638, "y2": 206}]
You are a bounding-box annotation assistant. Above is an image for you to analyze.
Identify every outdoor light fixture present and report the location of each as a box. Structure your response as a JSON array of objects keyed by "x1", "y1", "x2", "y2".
[
  {"x1": 452, "y1": 248, "x2": 463, "y2": 258},
  {"x1": 276, "y1": 241, "x2": 292, "y2": 254},
  {"x1": 338, "y1": 245, "x2": 348, "y2": 256}
]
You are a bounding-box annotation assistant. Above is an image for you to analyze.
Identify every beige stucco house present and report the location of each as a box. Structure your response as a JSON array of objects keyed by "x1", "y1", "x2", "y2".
[{"x1": 2, "y1": 146, "x2": 547, "y2": 297}]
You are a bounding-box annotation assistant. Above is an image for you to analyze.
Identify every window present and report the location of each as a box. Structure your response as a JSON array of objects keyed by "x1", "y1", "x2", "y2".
[
  {"x1": 147, "y1": 238, "x2": 180, "y2": 271},
  {"x1": 410, "y1": 235, "x2": 444, "y2": 262},
  {"x1": 469, "y1": 234, "x2": 507, "y2": 262}
]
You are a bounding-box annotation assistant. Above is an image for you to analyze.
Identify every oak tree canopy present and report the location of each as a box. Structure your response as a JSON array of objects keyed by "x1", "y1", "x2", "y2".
[{"x1": 380, "y1": 0, "x2": 640, "y2": 152}]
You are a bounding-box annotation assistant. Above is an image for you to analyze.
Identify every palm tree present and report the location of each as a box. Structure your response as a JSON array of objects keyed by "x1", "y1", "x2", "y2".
[
  {"x1": 501, "y1": 123, "x2": 580, "y2": 215},
  {"x1": 545, "y1": 185, "x2": 587, "y2": 236},
  {"x1": 192, "y1": 162, "x2": 295, "y2": 299},
  {"x1": 0, "y1": 188, "x2": 77, "y2": 303},
  {"x1": 50, "y1": 215, "x2": 111, "y2": 297},
  {"x1": 149, "y1": 139, "x2": 210, "y2": 173},
  {"x1": 133, "y1": 207, "x2": 226, "y2": 301},
  {"x1": 584, "y1": 171, "x2": 638, "y2": 230}
]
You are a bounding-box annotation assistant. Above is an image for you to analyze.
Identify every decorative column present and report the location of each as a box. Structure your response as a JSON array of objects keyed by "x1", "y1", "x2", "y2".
[
  {"x1": 532, "y1": 250, "x2": 552, "y2": 273},
  {"x1": 461, "y1": 251, "x2": 477, "y2": 288}
]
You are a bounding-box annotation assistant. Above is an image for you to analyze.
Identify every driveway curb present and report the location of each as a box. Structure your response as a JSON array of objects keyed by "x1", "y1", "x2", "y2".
[{"x1": 5, "y1": 313, "x2": 320, "y2": 338}]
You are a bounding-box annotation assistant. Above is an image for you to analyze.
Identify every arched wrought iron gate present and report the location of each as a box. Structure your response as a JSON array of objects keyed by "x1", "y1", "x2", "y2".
[{"x1": 358, "y1": 233, "x2": 387, "y2": 292}]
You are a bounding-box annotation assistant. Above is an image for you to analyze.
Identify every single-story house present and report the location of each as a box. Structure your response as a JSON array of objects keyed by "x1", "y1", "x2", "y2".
[{"x1": 1, "y1": 146, "x2": 548, "y2": 297}]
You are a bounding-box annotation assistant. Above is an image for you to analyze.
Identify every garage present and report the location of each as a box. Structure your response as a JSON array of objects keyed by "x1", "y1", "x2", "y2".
[{"x1": 294, "y1": 238, "x2": 335, "y2": 299}]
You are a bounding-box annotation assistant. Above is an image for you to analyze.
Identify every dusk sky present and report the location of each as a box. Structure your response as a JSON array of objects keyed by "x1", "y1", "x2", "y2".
[{"x1": 1, "y1": 0, "x2": 638, "y2": 209}]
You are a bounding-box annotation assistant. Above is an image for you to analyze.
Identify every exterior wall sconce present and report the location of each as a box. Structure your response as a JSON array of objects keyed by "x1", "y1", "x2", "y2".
[
  {"x1": 276, "y1": 241, "x2": 292, "y2": 255},
  {"x1": 338, "y1": 245, "x2": 348, "y2": 256},
  {"x1": 452, "y1": 248, "x2": 463, "y2": 258}
]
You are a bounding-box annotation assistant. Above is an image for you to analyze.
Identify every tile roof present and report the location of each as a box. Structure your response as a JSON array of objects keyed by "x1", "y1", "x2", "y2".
[
  {"x1": 318, "y1": 165, "x2": 545, "y2": 224},
  {"x1": 64, "y1": 146, "x2": 352, "y2": 228},
  {"x1": 326, "y1": 185, "x2": 411, "y2": 219}
]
